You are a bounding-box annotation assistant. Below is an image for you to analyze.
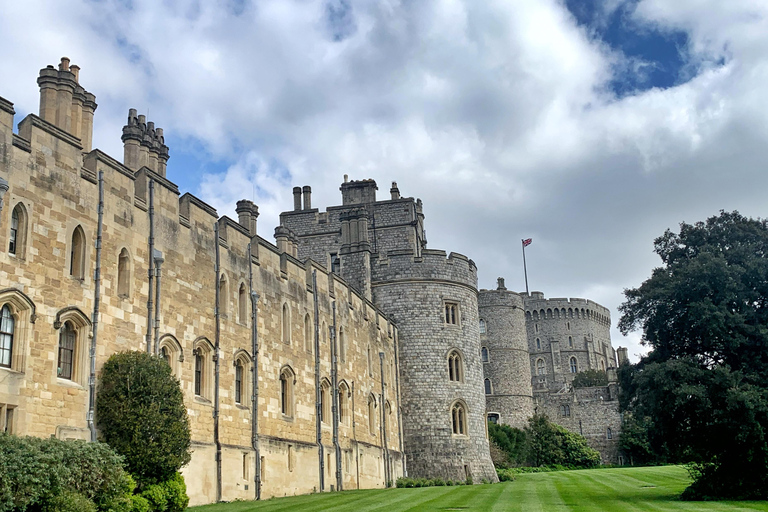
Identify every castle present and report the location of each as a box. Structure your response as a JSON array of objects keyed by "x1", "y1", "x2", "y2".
[{"x1": 0, "y1": 59, "x2": 622, "y2": 506}]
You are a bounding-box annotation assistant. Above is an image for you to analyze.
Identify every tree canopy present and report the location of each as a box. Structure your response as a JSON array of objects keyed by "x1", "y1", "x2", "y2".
[
  {"x1": 619, "y1": 211, "x2": 768, "y2": 499},
  {"x1": 571, "y1": 369, "x2": 608, "y2": 388},
  {"x1": 96, "y1": 351, "x2": 191, "y2": 488}
]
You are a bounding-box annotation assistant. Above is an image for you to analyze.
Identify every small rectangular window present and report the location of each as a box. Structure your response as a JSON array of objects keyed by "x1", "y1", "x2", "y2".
[
  {"x1": 288, "y1": 445, "x2": 294, "y2": 472},
  {"x1": 242, "y1": 452, "x2": 249, "y2": 480},
  {"x1": 1, "y1": 404, "x2": 13, "y2": 434},
  {"x1": 260, "y1": 456, "x2": 266, "y2": 482},
  {"x1": 444, "y1": 302, "x2": 459, "y2": 325}
]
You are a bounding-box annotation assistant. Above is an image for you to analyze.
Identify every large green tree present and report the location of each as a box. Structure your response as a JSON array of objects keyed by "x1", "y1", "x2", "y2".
[
  {"x1": 619, "y1": 211, "x2": 768, "y2": 499},
  {"x1": 96, "y1": 351, "x2": 191, "y2": 488}
]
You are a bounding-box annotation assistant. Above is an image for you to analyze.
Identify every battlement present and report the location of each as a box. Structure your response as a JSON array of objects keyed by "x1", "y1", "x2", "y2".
[
  {"x1": 372, "y1": 248, "x2": 477, "y2": 290},
  {"x1": 479, "y1": 285, "x2": 524, "y2": 310},
  {"x1": 523, "y1": 293, "x2": 611, "y2": 327}
]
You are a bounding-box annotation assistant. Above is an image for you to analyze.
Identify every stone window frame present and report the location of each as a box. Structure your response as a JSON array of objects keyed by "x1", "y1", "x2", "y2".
[
  {"x1": 158, "y1": 334, "x2": 183, "y2": 378},
  {"x1": 68, "y1": 225, "x2": 88, "y2": 281},
  {"x1": 569, "y1": 357, "x2": 578, "y2": 374},
  {"x1": 338, "y1": 380, "x2": 351, "y2": 427},
  {"x1": 280, "y1": 365, "x2": 296, "y2": 419},
  {"x1": 607, "y1": 427, "x2": 613, "y2": 440},
  {"x1": 192, "y1": 337, "x2": 215, "y2": 401},
  {"x1": 450, "y1": 399, "x2": 469, "y2": 437},
  {"x1": 443, "y1": 300, "x2": 460, "y2": 326},
  {"x1": 560, "y1": 404, "x2": 571, "y2": 417},
  {"x1": 479, "y1": 318, "x2": 486, "y2": 334},
  {"x1": 237, "y1": 282, "x2": 248, "y2": 326},
  {"x1": 447, "y1": 348, "x2": 464, "y2": 383},
  {"x1": 0, "y1": 289, "x2": 35, "y2": 374},
  {"x1": 568, "y1": 336, "x2": 573, "y2": 348},
  {"x1": 487, "y1": 412, "x2": 500, "y2": 424},
  {"x1": 367, "y1": 393, "x2": 377, "y2": 436},
  {"x1": 484, "y1": 378, "x2": 492, "y2": 395},
  {"x1": 218, "y1": 274, "x2": 229, "y2": 318},
  {"x1": 53, "y1": 306, "x2": 90, "y2": 387},
  {"x1": 233, "y1": 349, "x2": 253, "y2": 408},
  {"x1": 481, "y1": 346, "x2": 489, "y2": 363},
  {"x1": 282, "y1": 303, "x2": 291, "y2": 345},
  {"x1": 116, "y1": 247, "x2": 132, "y2": 299},
  {"x1": 0, "y1": 403, "x2": 16, "y2": 434},
  {"x1": 536, "y1": 358, "x2": 546, "y2": 376},
  {"x1": 8, "y1": 202, "x2": 29, "y2": 259},
  {"x1": 304, "y1": 313, "x2": 312, "y2": 354},
  {"x1": 320, "y1": 377, "x2": 331, "y2": 424},
  {"x1": 536, "y1": 338, "x2": 541, "y2": 350},
  {"x1": 0, "y1": 305, "x2": 13, "y2": 369}
]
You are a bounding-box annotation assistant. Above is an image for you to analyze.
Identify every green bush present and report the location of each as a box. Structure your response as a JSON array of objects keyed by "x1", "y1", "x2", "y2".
[
  {"x1": 96, "y1": 351, "x2": 191, "y2": 488},
  {"x1": 0, "y1": 433, "x2": 133, "y2": 512},
  {"x1": 489, "y1": 422, "x2": 527, "y2": 468},
  {"x1": 496, "y1": 468, "x2": 517, "y2": 482},
  {"x1": 130, "y1": 495, "x2": 151, "y2": 512},
  {"x1": 43, "y1": 491, "x2": 97, "y2": 512},
  {"x1": 395, "y1": 477, "x2": 465, "y2": 489},
  {"x1": 140, "y1": 473, "x2": 189, "y2": 512},
  {"x1": 524, "y1": 414, "x2": 600, "y2": 468},
  {"x1": 572, "y1": 369, "x2": 609, "y2": 388}
]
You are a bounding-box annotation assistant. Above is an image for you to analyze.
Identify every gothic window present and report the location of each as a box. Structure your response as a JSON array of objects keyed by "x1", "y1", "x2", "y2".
[
  {"x1": 57, "y1": 321, "x2": 76, "y2": 380},
  {"x1": 320, "y1": 379, "x2": 331, "y2": 424},
  {"x1": 448, "y1": 349, "x2": 463, "y2": 382},
  {"x1": 218, "y1": 275, "x2": 228, "y2": 316},
  {"x1": 484, "y1": 378, "x2": 492, "y2": 395},
  {"x1": 339, "y1": 326, "x2": 346, "y2": 363},
  {"x1": 282, "y1": 303, "x2": 291, "y2": 345},
  {"x1": 451, "y1": 401, "x2": 468, "y2": 436},
  {"x1": 301, "y1": 314, "x2": 310, "y2": 354},
  {"x1": 479, "y1": 319, "x2": 486, "y2": 334},
  {"x1": 367, "y1": 345, "x2": 372, "y2": 377},
  {"x1": 9, "y1": 203, "x2": 27, "y2": 257},
  {"x1": 607, "y1": 427, "x2": 613, "y2": 440},
  {"x1": 159, "y1": 346, "x2": 168, "y2": 362},
  {"x1": 536, "y1": 338, "x2": 541, "y2": 350},
  {"x1": 367, "y1": 394, "x2": 376, "y2": 435},
  {"x1": 0, "y1": 306, "x2": 14, "y2": 368},
  {"x1": 570, "y1": 357, "x2": 578, "y2": 374},
  {"x1": 536, "y1": 358, "x2": 546, "y2": 376},
  {"x1": 194, "y1": 350, "x2": 204, "y2": 396},
  {"x1": 280, "y1": 366, "x2": 295, "y2": 417},
  {"x1": 238, "y1": 283, "x2": 247, "y2": 324},
  {"x1": 193, "y1": 338, "x2": 214, "y2": 399},
  {"x1": 487, "y1": 413, "x2": 499, "y2": 424},
  {"x1": 481, "y1": 347, "x2": 489, "y2": 363},
  {"x1": 158, "y1": 335, "x2": 182, "y2": 377},
  {"x1": 560, "y1": 405, "x2": 571, "y2": 417},
  {"x1": 70, "y1": 226, "x2": 86, "y2": 279},
  {"x1": 235, "y1": 359, "x2": 243, "y2": 404},
  {"x1": 600, "y1": 360, "x2": 606, "y2": 371},
  {"x1": 330, "y1": 253, "x2": 340, "y2": 274},
  {"x1": 339, "y1": 381, "x2": 350, "y2": 426},
  {"x1": 117, "y1": 248, "x2": 130, "y2": 297},
  {"x1": 444, "y1": 302, "x2": 459, "y2": 325}
]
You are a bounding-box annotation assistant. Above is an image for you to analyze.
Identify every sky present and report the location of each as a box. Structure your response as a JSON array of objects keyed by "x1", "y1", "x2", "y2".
[{"x1": 1, "y1": 0, "x2": 767, "y2": 362}]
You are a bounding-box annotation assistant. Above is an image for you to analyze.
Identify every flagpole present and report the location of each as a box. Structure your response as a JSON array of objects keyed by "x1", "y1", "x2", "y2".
[{"x1": 522, "y1": 239, "x2": 529, "y2": 296}]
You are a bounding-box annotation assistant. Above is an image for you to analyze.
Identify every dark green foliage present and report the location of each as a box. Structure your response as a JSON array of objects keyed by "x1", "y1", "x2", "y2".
[
  {"x1": 395, "y1": 477, "x2": 467, "y2": 488},
  {"x1": 572, "y1": 369, "x2": 608, "y2": 388},
  {"x1": 97, "y1": 351, "x2": 191, "y2": 488},
  {"x1": 0, "y1": 433, "x2": 133, "y2": 512},
  {"x1": 616, "y1": 412, "x2": 654, "y2": 466},
  {"x1": 495, "y1": 468, "x2": 516, "y2": 482},
  {"x1": 488, "y1": 422, "x2": 527, "y2": 468},
  {"x1": 139, "y1": 473, "x2": 189, "y2": 512},
  {"x1": 619, "y1": 211, "x2": 768, "y2": 499},
  {"x1": 524, "y1": 414, "x2": 601, "y2": 468}
]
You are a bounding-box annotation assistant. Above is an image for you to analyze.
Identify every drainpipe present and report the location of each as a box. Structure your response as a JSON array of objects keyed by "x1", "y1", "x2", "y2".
[
  {"x1": 331, "y1": 301, "x2": 342, "y2": 491},
  {"x1": 393, "y1": 329, "x2": 406, "y2": 478},
  {"x1": 87, "y1": 170, "x2": 104, "y2": 442},
  {"x1": 248, "y1": 243, "x2": 261, "y2": 500},
  {"x1": 312, "y1": 270, "x2": 324, "y2": 491},
  {"x1": 145, "y1": 180, "x2": 155, "y2": 353},
  {"x1": 152, "y1": 249, "x2": 163, "y2": 356},
  {"x1": 379, "y1": 351, "x2": 390, "y2": 487},
  {"x1": 352, "y1": 380, "x2": 359, "y2": 489},
  {"x1": 214, "y1": 221, "x2": 222, "y2": 502}
]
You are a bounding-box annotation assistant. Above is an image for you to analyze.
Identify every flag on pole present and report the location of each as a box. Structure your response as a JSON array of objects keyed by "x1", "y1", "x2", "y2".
[{"x1": 522, "y1": 238, "x2": 532, "y2": 247}]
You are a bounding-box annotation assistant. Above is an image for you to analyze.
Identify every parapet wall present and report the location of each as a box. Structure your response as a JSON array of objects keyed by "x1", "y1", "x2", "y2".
[
  {"x1": 524, "y1": 293, "x2": 611, "y2": 328},
  {"x1": 372, "y1": 249, "x2": 478, "y2": 290}
]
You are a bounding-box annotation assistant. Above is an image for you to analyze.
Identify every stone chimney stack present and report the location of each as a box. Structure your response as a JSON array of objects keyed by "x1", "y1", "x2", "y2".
[
  {"x1": 37, "y1": 58, "x2": 97, "y2": 150},
  {"x1": 122, "y1": 111, "x2": 169, "y2": 174},
  {"x1": 390, "y1": 181, "x2": 400, "y2": 200},
  {"x1": 293, "y1": 187, "x2": 302, "y2": 211},
  {"x1": 497, "y1": 277, "x2": 507, "y2": 290},
  {"x1": 122, "y1": 109, "x2": 141, "y2": 170},
  {"x1": 236, "y1": 200, "x2": 259, "y2": 237},
  {"x1": 302, "y1": 185, "x2": 312, "y2": 210}
]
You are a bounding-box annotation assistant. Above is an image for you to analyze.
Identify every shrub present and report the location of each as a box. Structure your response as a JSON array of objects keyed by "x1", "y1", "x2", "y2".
[
  {"x1": 572, "y1": 369, "x2": 608, "y2": 388},
  {"x1": 140, "y1": 473, "x2": 189, "y2": 512},
  {"x1": 97, "y1": 351, "x2": 191, "y2": 488},
  {"x1": 524, "y1": 414, "x2": 600, "y2": 468},
  {"x1": 496, "y1": 468, "x2": 516, "y2": 482},
  {"x1": 43, "y1": 491, "x2": 97, "y2": 512}
]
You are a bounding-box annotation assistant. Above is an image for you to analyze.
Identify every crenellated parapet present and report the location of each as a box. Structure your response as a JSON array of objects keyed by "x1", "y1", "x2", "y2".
[
  {"x1": 371, "y1": 248, "x2": 477, "y2": 290},
  {"x1": 524, "y1": 292, "x2": 611, "y2": 328}
]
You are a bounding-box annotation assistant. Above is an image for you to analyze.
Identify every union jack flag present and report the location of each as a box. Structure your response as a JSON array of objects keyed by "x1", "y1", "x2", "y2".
[{"x1": 522, "y1": 238, "x2": 532, "y2": 247}]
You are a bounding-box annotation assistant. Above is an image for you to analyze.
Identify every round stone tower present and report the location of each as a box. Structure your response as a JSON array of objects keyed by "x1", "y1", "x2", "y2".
[
  {"x1": 478, "y1": 278, "x2": 533, "y2": 428},
  {"x1": 372, "y1": 249, "x2": 498, "y2": 483}
]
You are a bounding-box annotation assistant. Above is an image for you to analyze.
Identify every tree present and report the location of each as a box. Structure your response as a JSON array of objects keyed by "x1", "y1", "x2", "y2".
[
  {"x1": 571, "y1": 369, "x2": 608, "y2": 388},
  {"x1": 524, "y1": 414, "x2": 600, "y2": 468},
  {"x1": 488, "y1": 422, "x2": 527, "y2": 468},
  {"x1": 96, "y1": 351, "x2": 191, "y2": 488},
  {"x1": 619, "y1": 211, "x2": 768, "y2": 499}
]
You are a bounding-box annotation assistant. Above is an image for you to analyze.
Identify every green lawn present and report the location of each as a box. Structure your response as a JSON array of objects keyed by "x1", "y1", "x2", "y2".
[{"x1": 189, "y1": 466, "x2": 768, "y2": 511}]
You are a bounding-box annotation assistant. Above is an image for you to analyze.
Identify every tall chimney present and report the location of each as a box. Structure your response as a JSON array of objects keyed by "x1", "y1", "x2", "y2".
[
  {"x1": 122, "y1": 109, "x2": 141, "y2": 170},
  {"x1": 156, "y1": 128, "x2": 169, "y2": 177},
  {"x1": 293, "y1": 187, "x2": 302, "y2": 211},
  {"x1": 37, "y1": 65, "x2": 58, "y2": 123},
  {"x1": 302, "y1": 185, "x2": 312, "y2": 210},
  {"x1": 146, "y1": 121, "x2": 158, "y2": 171},
  {"x1": 137, "y1": 115, "x2": 150, "y2": 169},
  {"x1": 80, "y1": 91, "x2": 97, "y2": 152},
  {"x1": 55, "y1": 57, "x2": 76, "y2": 133},
  {"x1": 390, "y1": 181, "x2": 400, "y2": 200},
  {"x1": 236, "y1": 200, "x2": 259, "y2": 237}
]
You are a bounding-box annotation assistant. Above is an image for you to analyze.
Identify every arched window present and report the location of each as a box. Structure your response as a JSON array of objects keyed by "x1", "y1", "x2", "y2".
[
  {"x1": 0, "y1": 305, "x2": 14, "y2": 368},
  {"x1": 448, "y1": 349, "x2": 463, "y2": 382},
  {"x1": 479, "y1": 319, "x2": 486, "y2": 334},
  {"x1": 451, "y1": 401, "x2": 467, "y2": 436},
  {"x1": 159, "y1": 346, "x2": 168, "y2": 362},
  {"x1": 367, "y1": 394, "x2": 376, "y2": 435},
  {"x1": 484, "y1": 378, "x2": 492, "y2": 395},
  {"x1": 481, "y1": 347, "x2": 489, "y2": 363},
  {"x1": 58, "y1": 321, "x2": 77, "y2": 380},
  {"x1": 320, "y1": 379, "x2": 331, "y2": 423},
  {"x1": 70, "y1": 226, "x2": 86, "y2": 279},
  {"x1": 536, "y1": 358, "x2": 546, "y2": 376},
  {"x1": 304, "y1": 314, "x2": 312, "y2": 353},
  {"x1": 339, "y1": 326, "x2": 346, "y2": 363},
  {"x1": 9, "y1": 203, "x2": 27, "y2": 257},
  {"x1": 193, "y1": 338, "x2": 214, "y2": 399},
  {"x1": 282, "y1": 303, "x2": 291, "y2": 345},
  {"x1": 158, "y1": 335, "x2": 182, "y2": 377},
  {"x1": 536, "y1": 338, "x2": 541, "y2": 350},
  {"x1": 117, "y1": 248, "x2": 130, "y2": 297},
  {"x1": 238, "y1": 283, "x2": 247, "y2": 324},
  {"x1": 560, "y1": 405, "x2": 571, "y2": 417},
  {"x1": 600, "y1": 360, "x2": 606, "y2": 371},
  {"x1": 607, "y1": 427, "x2": 613, "y2": 440},
  {"x1": 339, "y1": 381, "x2": 350, "y2": 426},
  {"x1": 235, "y1": 359, "x2": 244, "y2": 404},
  {"x1": 570, "y1": 357, "x2": 578, "y2": 373},
  {"x1": 367, "y1": 346, "x2": 372, "y2": 377},
  {"x1": 194, "y1": 349, "x2": 204, "y2": 396},
  {"x1": 280, "y1": 366, "x2": 295, "y2": 417},
  {"x1": 218, "y1": 275, "x2": 228, "y2": 316}
]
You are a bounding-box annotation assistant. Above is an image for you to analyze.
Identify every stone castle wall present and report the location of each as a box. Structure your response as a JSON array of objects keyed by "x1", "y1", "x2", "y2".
[{"x1": 0, "y1": 61, "x2": 402, "y2": 506}]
